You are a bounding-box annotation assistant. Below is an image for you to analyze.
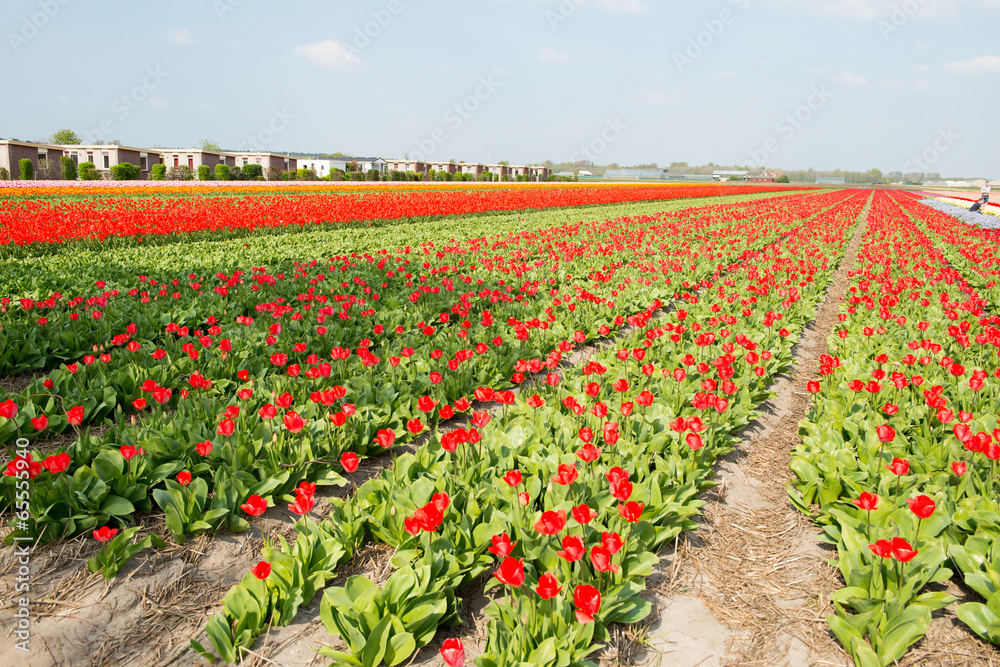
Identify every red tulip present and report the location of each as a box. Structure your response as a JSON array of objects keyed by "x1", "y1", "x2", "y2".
[
  {"x1": 488, "y1": 532, "x2": 517, "y2": 558},
  {"x1": 217, "y1": 418, "x2": 235, "y2": 437},
  {"x1": 417, "y1": 395, "x2": 438, "y2": 413},
  {"x1": 907, "y1": 495, "x2": 936, "y2": 519},
  {"x1": 556, "y1": 535, "x2": 587, "y2": 562},
  {"x1": 132, "y1": 398, "x2": 147, "y2": 411},
  {"x1": 251, "y1": 561, "x2": 271, "y2": 580},
  {"x1": 590, "y1": 545, "x2": 620, "y2": 573},
  {"x1": 686, "y1": 433, "x2": 704, "y2": 450},
  {"x1": 535, "y1": 572, "x2": 562, "y2": 600},
  {"x1": 283, "y1": 411, "x2": 306, "y2": 433},
  {"x1": 0, "y1": 400, "x2": 17, "y2": 420},
  {"x1": 637, "y1": 390, "x2": 654, "y2": 406},
  {"x1": 341, "y1": 452, "x2": 359, "y2": 473},
  {"x1": 177, "y1": 471, "x2": 192, "y2": 486},
  {"x1": 288, "y1": 492, "x2": 315, "y2": 515},
  {"x1": 241, "y1": 494, "x2": 268, "y2": 516},
  {"x1": 806, "y1": 381, "x2": 821, "y2": 393},
  {"x1": 951, "y1": 461, "x2": 967, "y2": 476},
  {"x1": 120, "y1": 445, "x2": 137, "y2": 461},
  {"x1": 195, "y1": 440, "x2": 213, "y2": 457},
  {"x1": 606, "y1": 466, "x2": 629, "y2": 485},
  {"x1": 610, "y1": 478, "x2": 633, "y2": 502},
  {"x1": 890, "y1": 537, "x2": 918, "y2": 562},
  {"x1": 502, "y1": 469, "x2": 522, "y2": 487},
  {"x1": 876, "y1": 425, "x2": 896, "y2": 443},
  {"x1": 494, "y1": 557, "x2": 525, "y2": 587},
  {"x1": 854, "y1": 492, "x2": 878, "y2": 511},
  {"x1": 42, "y1": 452, "x2": 70, "y2": 474},
  {"x1": 601, "y1": 531, "x2": 624, "y2": 555},
  {"x1": 66, "y1": 406, "x2": 85, "y2": 426},
  {"x1": 439, "y1": 638, "x2": 465, "y2": 667},
  {"x1": 297, "y1": 481, "x2": 317, "y2": 498},
  {"x1": 618, "y1": 501, "x2": 644, "y2": 523},
  {"x1": 31, "y1": 415, "x2": 49, "y2": 431},
  {"x1": 572, "y1": 504, "x2": 597, "y2": 524},
  {"x1": 258, "y1": 404, "x2": 277, "y2": 420},
  {"x1": 552, "y1": 463, "x2": 579, "y2": 486},
  {"x1": 374, "y1": 429, "x2": 396, "y2": 448},
  {"x1": 869, "y1": 539, "x2": 893, "y2": 558},
  {"x1": 534, "y1": 509, "x2": 567, "y2": 535},
  {"x1": 93, "y1": 526, "x2": 118, "y2": 542},
  {"x1": 885, "y1": 458, "x2": 909, "y2": 476},
  {"x1": 576, "y1": 444, "x2": 603, "y2": 463},
  {"x1": 573, "y1": 584, "x2": 601, "y2": 623}
]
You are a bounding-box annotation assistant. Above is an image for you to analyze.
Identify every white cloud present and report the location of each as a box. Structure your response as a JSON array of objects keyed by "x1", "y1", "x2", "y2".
[
  {"x1": 537, "y1": 46, "x2": 569, "y2": 64},
  {"x1": 878, "y1": 78, "x2": 906, "y2": 89},
  {"x1": 711, "y1": 71, "x2": 735, "y2": 78},
  {"x1": 833, "y1": 71, "x2": 870, "y2": 86},
  {"x1": 911, "y1": 63, "x2": 932, "y2": 75},
  {"x1": 944, "y1": 54, "x2": 1000, "y2": 75},
  {"x1": 294, "y1": 40, "x2": 361, "y2": 70},
  {"x1": 161, "y1": 29, "x2": 194, "y2": 46},
  {"x1": 912, "y1": 78, "x2": 932, "y2": 91}
]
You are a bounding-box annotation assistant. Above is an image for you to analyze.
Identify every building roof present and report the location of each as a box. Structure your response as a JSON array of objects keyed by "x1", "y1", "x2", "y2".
[{"x1": 0, "y1": 139, "x2": 65, "y2": 150}]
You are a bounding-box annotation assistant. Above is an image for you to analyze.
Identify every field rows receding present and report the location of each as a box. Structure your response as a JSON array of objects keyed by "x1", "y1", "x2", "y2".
[{"x1": 2, "y1": 187, "x2": 998, "y2": 667}]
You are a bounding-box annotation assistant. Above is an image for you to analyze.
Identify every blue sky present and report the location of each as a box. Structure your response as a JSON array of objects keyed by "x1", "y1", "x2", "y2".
[{"x1": 2, "y1": 0, "x2": 997, "y2": 176}]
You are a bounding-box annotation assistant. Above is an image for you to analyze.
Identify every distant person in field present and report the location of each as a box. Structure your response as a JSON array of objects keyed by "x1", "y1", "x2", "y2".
[
  {"x1": 970, "y1": 200, "x2": 984, "y2": 213},
  {"x1": 982, "y1": 181, "x2": 991, "y2": 203}
]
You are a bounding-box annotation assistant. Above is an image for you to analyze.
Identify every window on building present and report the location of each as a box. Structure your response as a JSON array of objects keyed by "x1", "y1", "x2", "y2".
[
  {"x1": 188, "y1": 157, "x2": 194, "y2": 169},
  {"x1": 174, "y1": 157, "x2": 179, "y2": 167},
  {"x1": 103, "y1": 154, "x2": 110, "y2": 169},
  {"x1": 140, "y1": 156, "x2": 148, "y2": 171}
]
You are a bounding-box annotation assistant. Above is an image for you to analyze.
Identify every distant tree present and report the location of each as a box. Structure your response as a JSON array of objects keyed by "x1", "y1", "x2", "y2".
[
  {"x1": 197, "y1": 165, "x2": 212, "y2": 181},
  {"x1": 199, "y1": 140, "x2": 222, "y2": 152},
  {"x1": 151, "y1": 164, "x2": 167, "y2": 180},
  {"x1": 243, "y1": 164, "x2": 264, "y2": 179},
  {"x1": 776, "y1": 174, "x2": 790, "y2": 183},
  {"x1": 60, "y1": 155, "x2": 77, "y2": 180},
  {"x1": 51, "y1": 129, "x2": 81, "y2": 145},
  {"x1": 265, "y1": 165, "x2": 281, "y2": 181},
  {"x1": 498, "y1": 160, "x2": 510, "y2": 166},
  {"x1": 17, "y1": 159, "x2": 34, "y2": 180},
  {"x1": 366, "y1": 169, "x2": 380, "y2": 181},
  {"x1": 0, "y1": 167, "x2": 9, "y2": 180},
  {"x1": 216, "y1": 164, "x2": 232, "y2": 181}
]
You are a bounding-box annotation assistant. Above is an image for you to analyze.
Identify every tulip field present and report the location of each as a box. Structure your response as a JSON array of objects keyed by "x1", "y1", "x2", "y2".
[{"x1": 1, "y1": 183, "x2": 999, "y2": 666}]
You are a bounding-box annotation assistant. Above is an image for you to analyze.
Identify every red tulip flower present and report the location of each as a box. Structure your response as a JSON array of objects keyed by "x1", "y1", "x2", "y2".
[
  {"x1": 288, "y1": 492, "x2": 315, "y2": 515},
  {"x1": 590, "y1": 545, "x2": 620, "y2": 573},
  {"x1": 488, "y1": 532, "x2": 517, "y2": 558},
  {"x1": 854, "y1": 493, "x2": 879, "y2": 511},
  {"x1": 375, "y1": 429, "x2": 396, "y2": 448},
  {"x1": 132, "y1": 398, "x2": 147, "y2": 411},
  {"x1": 494, "y1": 557, "x2": 525, "y2": 587},
  {"x1": 890, "y1": 537, "x2": 918, "y2": 562},
  {"x1": 535, "y1": 572, "x2": 562, "y2": 600},
  {"x1": 251, "y1": 561, "x2": 271, "y2": 580},
  {"x1": 241, "y1": 494, "x2": 268, "y2": 516},
  {"x1": 534, "y1": 509, "x2": 567, "y2": 535},
  {"x1": 907, "y1": 495, "x2": 936, "y2": 519},
  {"x1": 42, "y1": 452, "x2": 71, "y2": 474},
  {"x1": 177, "y1": 471, "x2": 192, "y2": 486},
  {"x1": 576, "y1": 444, "x2": 603, "y2": 463},
  {"x1": 610, "y1": 478, "x2": 633, "y2": 502},
  {"x1": 869, "y1": 539, "x2": 893, "y2": 559},
  {"x1": 806, "y1": 381, "x2": 821, "y2": 393},
  {"x1": 618, "y1": 501, "x2": 644, "y2": 523},
  {"x1": 217, "y1": 418, "x2": 235, "y2": 437},
  {"x1": 572, "y1": 504, "x2": 597, "y2": 524},
  {"x1": 406, "y1": 418, "x2": 424, "y2": 435},
  {"x1": 552, "y1": 463, "x2": 579, "y2": 486},
  {"x1": 556, "y1": 535, "x2": 587, "y2": 562},
  {"x1": 417, "y1": 395, "x2": 438, "y2": 413},
  {"x1": 66, "y1": 406, "x2": 85, "y2": 426},
  {"x1": 601, "y1": 531, "x2": 624, "y2": 555},
  {"x1": 502, "y1": 469, "x2": 522, "y2": 487},
  {"x1": 637, "y1": 391, "x2": 654, "y2": 407},
  {"x1": 195, "y1": 440, "x2": 213, "y2": 457},
  {"x1": 341, "y1": 452, "x2": 359, "y2": 473},
  {"x1": 876, "y1": 425, "x2": 896, "y2": 443},
  {"x1": 951, "y1": 461, "x2": 967, "y2": 476},
  {"x1": 258, "y1": 404, "x2": 277, "y2": 420},
  {"x1": 283, "y1": 411, "x2": 306, "y2": 433},
  {"x1": 606, "y1": 467, "x2": 629, "y2": 485},
  {"x1": 573, "y1": 584, "x2": 601, "y2": 623},
  {"x1": 0, "y1": 400, "x2": 17, "y2": 420},
  {"x1": 93, "y1": 526, "x2": 118, "y2": 542},
  {"x1": 885, "y1": 458, "x2": 909, "y2": 476},
  {"x1": 31, "y1": 415, "x2": 49, "y2": 431},
  {"x1": 120, "y1": 445, "x2": 137, "y2": 461},
  {"x1": 439, "y1": 638, "x2": 465, "y2": 667},
  {"x1": 686, "y1": 433, "x2": 704, "y2": 450}
]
